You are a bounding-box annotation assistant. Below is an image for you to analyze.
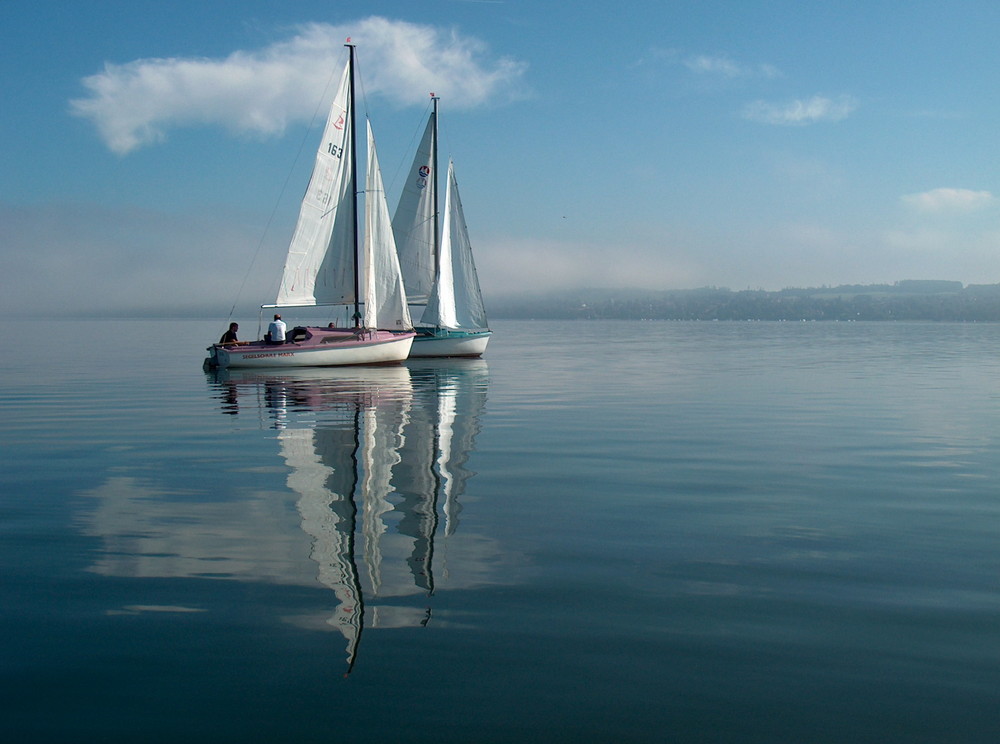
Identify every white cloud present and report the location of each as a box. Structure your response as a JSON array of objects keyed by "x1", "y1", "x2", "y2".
[
  {"x1": 900, "y1": 188, "x2": 995, "y2": 213},
  {"x1": 742, "y1": 95, "x2": 858, "y2": 125},
  {"x1": 684, "y1": 54, "x2": 780, "y2": 79},
  {"x1": 70, "y1": 17, "x2": 528, "y2": 154}
]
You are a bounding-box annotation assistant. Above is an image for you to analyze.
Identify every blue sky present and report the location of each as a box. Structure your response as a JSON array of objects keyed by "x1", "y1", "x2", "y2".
[{"x1": 4, "y1": 0, "x2": 1000, "y2": 316}]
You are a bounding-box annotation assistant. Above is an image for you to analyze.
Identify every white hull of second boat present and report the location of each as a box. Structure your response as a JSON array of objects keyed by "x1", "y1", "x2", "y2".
[
  {"x1": 209, "y1": 329, "x2": 414, "y2": 369},
  {"x1": 408, "y1": 330, "x2": 491, "y2": 358}
]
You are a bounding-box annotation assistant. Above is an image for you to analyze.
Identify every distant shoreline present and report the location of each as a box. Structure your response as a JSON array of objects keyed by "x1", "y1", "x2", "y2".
[
  {"x1": 488, "y1": 281, "x2": 1000, "y2": 322},
  {"x1": 16, "y1": 281, "x2": 1000, "y2": 322}
]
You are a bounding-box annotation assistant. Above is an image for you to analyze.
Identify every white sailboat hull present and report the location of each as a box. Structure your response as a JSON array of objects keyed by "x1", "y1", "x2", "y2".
[
  {"x1": 209, "y1": 328, "x2": 414, "y2": 369},
  {"x1": 408, "y1": 330, "x2": 491, "y2": 358}
]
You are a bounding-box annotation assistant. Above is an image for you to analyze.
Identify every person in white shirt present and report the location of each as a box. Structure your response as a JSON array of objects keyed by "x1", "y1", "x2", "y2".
[{"x1": 268, "y1": 314, "x2": 287, "y2": 344}]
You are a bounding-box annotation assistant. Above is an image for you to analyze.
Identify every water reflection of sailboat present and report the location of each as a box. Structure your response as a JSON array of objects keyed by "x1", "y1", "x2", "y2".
[
  {"x1": 206, "y1": 361, "x2": 489, "y2": 673},
  {"x1": 394, "y1": 359, "x2": 489, "y2": 595}
]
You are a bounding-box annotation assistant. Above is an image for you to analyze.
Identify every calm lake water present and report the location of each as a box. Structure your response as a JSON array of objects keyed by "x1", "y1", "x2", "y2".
[{"x1": 3, "y1": 319, "x2": 1000, "y2": 743}]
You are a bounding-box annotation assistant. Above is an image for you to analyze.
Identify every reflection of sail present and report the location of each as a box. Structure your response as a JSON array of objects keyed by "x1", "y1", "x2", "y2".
[
  {"x1": 360, "y1": 391, "x2": 410, "y2": 596},
  {"x1": 281, "y1": 418, "x2": 365, "y2": 671},
  {"x1": 396, "y1": 359, "x2": 489, "y2": 592},
  {"x1": 438, "y1": 376, "x2": 461, "y2": 536},
  {"x1": 80, "y1": 362, "x2": 495, "y2": 675},
  {"x1": 415, "y1": 359, "x2": 488, "y2": 539},
  {"x1": 273, "y1": 367, "x2": 412, "y2": 673},
  {"x1": 392, "y1": 383, "x2": 441, "y2": 593}
]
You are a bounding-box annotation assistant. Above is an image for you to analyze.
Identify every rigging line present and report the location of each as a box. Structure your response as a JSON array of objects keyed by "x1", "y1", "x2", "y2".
[
  {"x1": 225, "y1": 55, "x2": 343, "y2": 321},
  {"x1": 353, "y1": 50, "x2": 372, "y2": 208},
  {"x1": 385, "y1": 97, "x2": 435, "y2": 196},
  {"x1": 354, "y1": 48, "x2": 370, "y2": 123},
  {"x1": 354, "y1": 48, "x2": 374, "y2": 190},
  {"x1": 353, "y1": 47, "x2": 433, "y2": 198}
]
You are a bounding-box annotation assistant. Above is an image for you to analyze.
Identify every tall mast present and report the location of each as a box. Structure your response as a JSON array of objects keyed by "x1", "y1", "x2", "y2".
[
  {"x1": 431, "y1": 96, "x2": 440, "y2": 281},
  {"x1": 347, "y1": 43, "x2": 360, "y2": 328}
]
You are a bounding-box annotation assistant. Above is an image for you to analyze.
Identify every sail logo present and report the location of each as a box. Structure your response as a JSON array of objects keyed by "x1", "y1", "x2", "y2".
[
  {"x1": 333, "y1": 115, "x2": 345, "y2": 131},
  {"x1": 416, "y1": 164, "x2": 431, "y2": 189}
]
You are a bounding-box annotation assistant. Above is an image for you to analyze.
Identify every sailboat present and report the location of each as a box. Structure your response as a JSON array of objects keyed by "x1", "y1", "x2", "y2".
[
  {"x1": 392, "y1": 98, "x2": 491, "y2": 357},
  {"x1": 206, "y1": 44, "x2": 414, "y2": 370}
]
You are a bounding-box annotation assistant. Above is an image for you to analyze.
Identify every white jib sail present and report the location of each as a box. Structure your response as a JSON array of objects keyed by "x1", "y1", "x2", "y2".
[
  {"x1": 276, "y1": 60, "x2": 356, "y2": 307},
  {"x1": 422, "y1": 161, "x2": 489, "y2": 330},
  {"x1": 390, "y1": 112, "x2": 436, "y2": 304},
  {"x1": 363, "y1": 121, "x2": 412, "y2": 331}
]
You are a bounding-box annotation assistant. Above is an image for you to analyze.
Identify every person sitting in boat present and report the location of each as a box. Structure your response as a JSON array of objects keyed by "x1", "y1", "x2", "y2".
[
  {"x1": 268, "y1": 314, "x2": 287, "y2": 344},
  {"x1": 218, "y1": 322, "x2": 246, "y2": 346}
]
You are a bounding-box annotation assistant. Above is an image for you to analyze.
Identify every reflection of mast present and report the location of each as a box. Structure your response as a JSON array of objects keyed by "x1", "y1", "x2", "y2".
[
  {"x1": 393, "y1": 376, "x2": 442, "y2": 595},
  {"x1": 282, "y1": 405, "x2": 366, "y2": 673},
  {"x1": 202, "y1": 361, "x2": 487, "y2": 669},
  {"x1": 395, "y1": 359, "x2": 489, "y2": 592},
  {"x1": 361, "y1": 392, "x2": 411, "y2": 596},
  {"x1": 80, "y1": 362, "x2": 499, "y2": 676},
  {"x1": 341, "y1": 408, "x2": 365, "y2": 675},
  {"x1": 270, "y1": 365, "x2": 414, "y2": 674},
  {"x1": 436, "y1": 376, "x2": 460, "y2": 536}
]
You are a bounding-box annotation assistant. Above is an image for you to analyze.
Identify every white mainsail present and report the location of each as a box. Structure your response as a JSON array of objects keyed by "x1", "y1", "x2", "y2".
[
  {"x1": 390, "y1": 112, "x2": 437, "y2": 304},
  {"x1": 276, "y1": 62, "x2": 355, "y2": 307},
  {"x1": 363, "y1": 122, "x2": 412, "y2": 331},
  {"x1": 422, "y1": 161, "x2": 489, "y2": 330}
]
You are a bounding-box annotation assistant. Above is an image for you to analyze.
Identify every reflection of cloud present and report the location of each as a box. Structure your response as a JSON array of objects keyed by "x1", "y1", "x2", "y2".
[
  {"x1": 78, "y1": 366, "x2": 505, "y2": 641},
  {"x1": 742, "y1": 95, "x2": 858, "y2": 125},
  {"x1": 107, "y1": 605, "x2": 207, "y2": 615},
  {"x1": 78, "y1": 467, "x2": 507, "y2": 594},
  {"x1": 78, "y1": 476, "x2": 315, "y2": 583},
  {"x1": 901, "y1": 188, "x2": 995, "y2": 213},
  {"x1": 71, "y1": 17, "x2": 528, "y2": 154}
]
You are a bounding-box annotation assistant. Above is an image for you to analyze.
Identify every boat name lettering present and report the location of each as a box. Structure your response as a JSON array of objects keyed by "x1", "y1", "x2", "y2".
[{"x1": 243, "y1": 352, "x2": 296, "y2": 359}]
